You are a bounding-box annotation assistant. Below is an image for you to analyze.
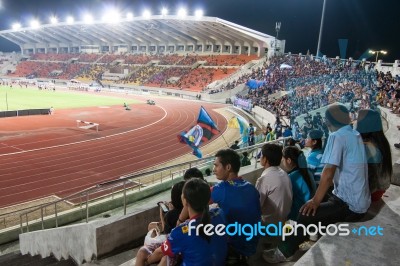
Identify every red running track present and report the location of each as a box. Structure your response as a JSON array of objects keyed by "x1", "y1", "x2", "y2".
[{"x1": 0, "y1": 97, "x2": 227, "y2": 208}]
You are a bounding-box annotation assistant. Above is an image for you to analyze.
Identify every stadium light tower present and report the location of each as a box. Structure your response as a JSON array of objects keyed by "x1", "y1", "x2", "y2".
[
  {"x1": 30, "y1": 19, "x2": 40, "y2": 29},
  {"x1": 369, "y1": 50, "x2": 387, "y2": 62},
  {"x1": 104, "y1": 9, "x2": 121, "y2": 24},
  {"x1": 12, "y1": 23, "x2": 21, "y2": 30},
  {"x1": 127, "y1": 12, "x2": 133, "y2": 20},
  {"x1": 161, "y1": 7, "x2": 168, "y2": 16},
  {"x1": 275, "y1": 22, "x2": 281, "y2": 53},
  {"x1": 178, "y1": 8, "x2": 187, "y2": 18},
  {"x1": 195, "y1": 9, "x2": 204, "y2": 18},
  {"x1": 50, "y1": 16, "x2": 58, "y2": 24},
  {"x1": 66, "y1": 16, "x2": 74, "y2": 24},
  {"x1": 143, "y1": 10, "x2": 151, "y2": 19},
  {"x1": 275, "y1": 22, "x2": 281, "y2": 39},
  {"x1": 83, "y1": 14, "x2": 94, "y2": 24},
  {"x1": 316, "y1": 0, "x2": 327, "y2": 57}
]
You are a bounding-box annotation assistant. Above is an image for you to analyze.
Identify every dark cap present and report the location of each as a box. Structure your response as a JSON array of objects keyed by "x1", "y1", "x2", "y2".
[
  {"x1": 325, "y1": 104, "x2": 350, "y2": 127},
  {"x1": 308, "y1": 129, "x2": 323, "y2": 139},
  {"x1": 356, "y1": 109, "x2": 383, "y2": 133}
]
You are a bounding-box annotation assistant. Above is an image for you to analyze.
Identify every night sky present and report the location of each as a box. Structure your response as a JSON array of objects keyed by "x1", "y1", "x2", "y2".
[{"x1": 0, "y1": 0, "x2": 399, "y2": 62}]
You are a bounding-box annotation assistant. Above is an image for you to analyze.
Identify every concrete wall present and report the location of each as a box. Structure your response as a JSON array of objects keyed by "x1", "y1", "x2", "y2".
[
  {"x1": 19, "y1": 206, "x2": 160, "y2": 265},
  {"x1": 201, "y1": 84, "x2": 246, "y2": 102},
  {"x1": 253, "y1": 106, "x2": 278, "y2": 126},
  {"x1": 379, "y1": 107, "x2": 400, "y2": 185},
  {"x1": 96, "y1": 207, "x2": 158, "y2": 257}
]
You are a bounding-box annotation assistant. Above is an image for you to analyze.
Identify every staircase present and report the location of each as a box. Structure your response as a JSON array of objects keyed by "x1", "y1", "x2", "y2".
[{"x1": 0, "y1": 252, "x2": 76, "y2": 266}]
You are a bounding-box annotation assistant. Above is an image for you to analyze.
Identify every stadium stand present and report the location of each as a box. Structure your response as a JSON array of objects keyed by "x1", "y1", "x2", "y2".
[
  {"x1": 0, "y1": 13, "x2": 400, "y2": 266},
  {"x1": 6, "y1": 53, "x2": 258, "y2": 91}
]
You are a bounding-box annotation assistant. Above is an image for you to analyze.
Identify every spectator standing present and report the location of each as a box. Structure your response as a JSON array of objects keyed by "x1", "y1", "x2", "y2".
[{"x1": 248, "y1": 123, "x2": 255, "y2": 146}]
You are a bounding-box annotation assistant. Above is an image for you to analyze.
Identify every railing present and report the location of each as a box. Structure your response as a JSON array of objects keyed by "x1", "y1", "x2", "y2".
[
  {"x1": 15, "y1": 139, "x2": 283, "y2": 234},
  {"x1": 10, "y1": 139, "x2": 284, "y2": 233}
]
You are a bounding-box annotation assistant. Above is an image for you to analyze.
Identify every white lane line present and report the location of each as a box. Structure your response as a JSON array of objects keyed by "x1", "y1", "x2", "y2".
[{"x1": 0, "y1": 105, "x2": 168, "y2": 157}]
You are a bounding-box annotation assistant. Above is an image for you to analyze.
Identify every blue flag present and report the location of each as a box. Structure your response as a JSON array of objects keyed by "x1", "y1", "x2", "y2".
[
  {"x1": 246, "y1": 79, "x2": 266, "y2": 90},
  {"x1": 178, "y1": 107, "x2": 219, "y2": 158},
  {"x1": 197, "y1": 106, "x2": 219, "y2": 141}
]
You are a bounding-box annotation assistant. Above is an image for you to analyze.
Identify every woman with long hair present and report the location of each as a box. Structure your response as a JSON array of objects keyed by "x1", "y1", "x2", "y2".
[
  {"x1": 356, "y1": 109, "x2": 392, "y2": 201},
  {"x1": 136, "y1": 181, "x2": 185, "y2": 266},
  {"x1": 281, "y1": 146, "x2": 316, "y2": 221},
  {"x1": 304, "y1": 129, "x2": 324, "y2": 183}
]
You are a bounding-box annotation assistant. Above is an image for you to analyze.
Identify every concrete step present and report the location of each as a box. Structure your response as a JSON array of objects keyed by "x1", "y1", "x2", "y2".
[{"x1": 0, "y1": 252, "x2": 76, "y2": 266}]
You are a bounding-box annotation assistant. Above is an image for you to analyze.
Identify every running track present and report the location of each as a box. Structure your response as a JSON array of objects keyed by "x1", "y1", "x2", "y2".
[{"x1": 0, "y1": 97, "x2": 227, "y2": 208}]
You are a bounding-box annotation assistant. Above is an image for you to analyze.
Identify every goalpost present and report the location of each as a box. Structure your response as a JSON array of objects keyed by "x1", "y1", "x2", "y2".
[{"x1": 76, "y1": 120, "x2": 99, "y2": 132}]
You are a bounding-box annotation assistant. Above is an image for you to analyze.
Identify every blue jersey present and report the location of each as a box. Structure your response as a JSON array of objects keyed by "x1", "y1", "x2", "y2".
[
  {"x1": 211, "y1": 178, "x2": 261, "y2": 256},
  {"x1": 161, "y1": 208, "x2": 227, "y2": 266},
  {"x1": 307, "y1": 149, "x2": 324, "y2": 182},
  {"x1": 287, "y1": 169, "x2": 313, "y2": 221}
]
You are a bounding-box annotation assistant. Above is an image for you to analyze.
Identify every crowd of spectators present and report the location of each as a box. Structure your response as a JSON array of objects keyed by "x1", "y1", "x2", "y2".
[
  {"x1": 239, "y1": 55, "x2": 375, "y2": 118},
  {"x1": 8, "y1": 53, "x2": 257, "y2": 92},
  {"x1": 204, "y1": 54, "x2": 258, "y2": 66},
  {"x1": 30, "y1": 53, "x2": 79, "y2": 61}
]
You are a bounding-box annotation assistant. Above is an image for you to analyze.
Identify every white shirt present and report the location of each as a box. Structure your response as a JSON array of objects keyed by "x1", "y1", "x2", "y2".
[{"x1": 255, "y1": 166, "x2": 293, "y2": 224}]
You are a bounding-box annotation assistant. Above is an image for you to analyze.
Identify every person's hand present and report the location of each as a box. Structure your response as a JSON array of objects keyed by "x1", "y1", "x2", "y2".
[
  {"x1": 299, "y1": 199, "x2": 320, "y2": 216},
  {"x1": 167, "y1": 201, "x2": 174, "y2": 210}
]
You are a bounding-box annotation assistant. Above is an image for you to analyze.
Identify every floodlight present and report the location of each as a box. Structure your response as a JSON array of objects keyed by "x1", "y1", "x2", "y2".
[
  {"x1": 369, "y1": 49, "x2": 388, "y2": 62},
  {"x1": 12, "y1": 23, "x2": 22, "y2": 30},
  {"x1": 161, "y1": 8, "x2": 168, "y2": 16},
  {"x1": 50, "y1": 16, "x2": 58, "y2": 24},
  {"x1": 127, "y1": 12, "x2": 133, "y2": 20},
  {"x1": 177, "y1": 8, "x2": 187, "y2": 18},
  {"x1": 84, "y1": 14, "x2": 94, "y2": 24},
  {"x1": 66, "y1": 16, "x2": 74, "y2": 24},
  {"x1": 30, "y1": 20, "x2": 40, "y2": 29},
  {"x1": 102, "y1": 9, "x2": 121, "y2": 24},
  {"x1": 143, "y1": 10, "x2": 151, "y2": 18},
  {"x1": 194, "y1": 9, "x2": 203, "y2": 18}
]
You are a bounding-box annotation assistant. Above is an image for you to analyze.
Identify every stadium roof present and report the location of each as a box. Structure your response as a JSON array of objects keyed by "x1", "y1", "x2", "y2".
[{"x1": 0, "y1": 16, "x2": 276, "y2": 54}]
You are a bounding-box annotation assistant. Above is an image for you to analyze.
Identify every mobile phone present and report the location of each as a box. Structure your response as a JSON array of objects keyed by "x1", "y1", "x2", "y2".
[{"x1": 157, "y1": 202, "x2": 169, "y2": 213}]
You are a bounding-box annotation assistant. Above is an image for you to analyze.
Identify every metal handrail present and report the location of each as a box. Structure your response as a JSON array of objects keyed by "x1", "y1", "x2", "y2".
[{"x1": 15, "y1": 137, "x2": 284, "y2": 233}]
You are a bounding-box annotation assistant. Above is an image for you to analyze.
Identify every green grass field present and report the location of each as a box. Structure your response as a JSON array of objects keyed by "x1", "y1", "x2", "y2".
[{"x1": 0, "y1": 86, "x2": 141, "y2": 111}]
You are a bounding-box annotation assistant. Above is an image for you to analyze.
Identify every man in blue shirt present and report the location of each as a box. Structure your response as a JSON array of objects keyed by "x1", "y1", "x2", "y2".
[
  {"x1": 264, "y1": 104, "x2": 370, "y2": 263},
  {"x1": 212, "y1": 149, "x2": 261, "y2": 264}
]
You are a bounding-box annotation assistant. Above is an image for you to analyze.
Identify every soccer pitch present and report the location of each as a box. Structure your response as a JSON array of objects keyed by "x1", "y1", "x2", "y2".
[{"x1": 0, "y1": 86, "x2": 141, "y2": 111}]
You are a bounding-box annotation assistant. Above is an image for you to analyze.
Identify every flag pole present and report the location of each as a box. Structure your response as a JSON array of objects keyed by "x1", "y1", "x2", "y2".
[{"x1": 219, "y1": 131, "x2": 230, "y2": 148}]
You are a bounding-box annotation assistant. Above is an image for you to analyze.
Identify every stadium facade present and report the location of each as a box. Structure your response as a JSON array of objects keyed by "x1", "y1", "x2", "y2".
[{"x1": 0, "y1": 16, "x2": 285, "y2": 58}]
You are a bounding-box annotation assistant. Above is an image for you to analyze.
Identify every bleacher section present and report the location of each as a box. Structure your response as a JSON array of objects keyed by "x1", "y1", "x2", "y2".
[{"x1": 7, "y1": 53, "x2": 259, "y2": 92}]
